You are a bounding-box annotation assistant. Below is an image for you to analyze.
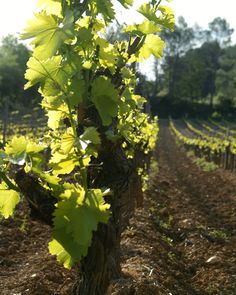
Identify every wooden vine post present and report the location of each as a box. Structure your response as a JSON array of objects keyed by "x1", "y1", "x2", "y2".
[{"x1": 0, "y1": 0, "x2": 174, "y2": 294}]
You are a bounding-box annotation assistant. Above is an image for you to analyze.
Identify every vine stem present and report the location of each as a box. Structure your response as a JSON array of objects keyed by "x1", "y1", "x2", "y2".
[{"x1": 0, "y1": 171, "x2": 20, "y2": 192}]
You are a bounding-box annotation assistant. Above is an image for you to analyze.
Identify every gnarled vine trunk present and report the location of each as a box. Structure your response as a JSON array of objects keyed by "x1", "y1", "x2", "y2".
[{"x1": 72, "y1": 141, "x2": 131, "y2": 295}]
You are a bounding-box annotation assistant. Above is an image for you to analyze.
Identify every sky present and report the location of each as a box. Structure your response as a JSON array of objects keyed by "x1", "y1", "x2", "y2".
[
  {"x1": 0, "y1": 0, "x2": 236, "y2": 78},
  {"x1": 172, "y1": 0, "x2": 236, "y2": 41},
  {"x1": 0, "y1": 0, "x2": 236, "y2": 41}
]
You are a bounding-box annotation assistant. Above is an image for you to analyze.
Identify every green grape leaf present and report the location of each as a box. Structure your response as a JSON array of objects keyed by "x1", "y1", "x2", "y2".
[
  {"x1": 47, "y1": 110, "x2": 63, "y2": 130},
  {"x1": 92, "y1": 0, "x2": 115, "y2": 22},
  {"x1": 50, "y1": 151, "x2": 67, "y2": 164},
  {"x1": 68, "y1": 77, "x2": 85, "y2": 107},
  {"x1": 117, "y1": 0, "x2": 133, "y2": 8},
  {"x1": 4, "y1": 136, "x2": 45, "y2": 166},
  {"x1": 91, "y1": 77, "x2": 119, "y2": 126},
  {"x1": 21, "y1": 13, "x2": 68, "y2": 59},
  {"x1": 80, "y1": 127, "x2": 101, "y2": 145},
  {"x1": 95, "y1": 37, "x2": 118, "y2": 70},
  {"x1": 28, "y1": 154, "x2": 45, "y2": 173},
  {"x1": 42, "y1": 97, "x2": 68, "y2": 130},
  {"x1": 61, "y1": 128, "x2": 76, "y2": 154},
  {"x1": 27, "y1": 141, "x2": 45, "y2": 154},
  {"x1": 158, "y1": 5, "x2": 175, "y2": 31},
  {"x1": 4, "y1": 136, "x2": 27, "y2": 165},
  {"x1": 0, "y1": 188, "x2": 20, "y2": 219},
  {"x1": 137, "y1": 34, "x2": 165, "y2": 61},
  {"x1": 51, "y1": 156, "x2": 78, "y2": 175},
  {"x1": 76, "y1": 16, "x2": 104, "y2": 33},
  {"x1": 38, "y1": 172, "x2": 61, "y2": 191},
  {"x1": 76, "y1": 27, "x2": 94, "y2": 46},
  {"x1": 50, "y1": 151, "x2": 79, "y2": 175},
  {"x1": 49, "y1": 187, "x2": 110, "y2": 268},
  {"x1": 124, "y1": 20, "x2": 161, "y2": 36},
  {"x1": 37, "y1": 0, "x2": 62, "y2": 17},
  {"x1": 42, "y1": 81, "x2": 62, "y2": 97},
  {"x1": 105, "y1": 130, "x2": 121, "y2": 143},
  {"x1": 131, "y1": 94, "x2": 146, "y2": 108},
  {"x1": 48, "y1": 229, "x2": 85, "y2": 269},
  {"x1": 24, "y1": 56, "x2": 69, "y2": 92},
  {"x1": 137, "y1": 3, "x2": 159, "y2": 23},
  {"x1": 4, "y1": 136, "x2": 27, "y2": 156},
  {"x1": 21, "y1": 12, "x2": 74, "y2": 59},
  {"x1": 138, "y1": 3, "x2": 175, "y2": 31}
]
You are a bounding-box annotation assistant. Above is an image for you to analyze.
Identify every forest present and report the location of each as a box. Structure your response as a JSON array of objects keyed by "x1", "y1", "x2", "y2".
[
  {"x1": 146, "y1": 16, "x2": 236, "y2": 118},
  {"x1": 1, "y1": 16, "x2": 236, "y2": 119},
  {"x1": 0, "y1": 17, "x2": 236, "y2": 118}
]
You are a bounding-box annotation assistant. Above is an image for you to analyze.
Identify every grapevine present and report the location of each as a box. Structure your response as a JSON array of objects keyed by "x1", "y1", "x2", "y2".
[
  {"x1": 0, "y1": 1, "x2": 174, "y2": 290},
  {"x1": 170, "y1": 118, "x2": 236, "y2": 171}
]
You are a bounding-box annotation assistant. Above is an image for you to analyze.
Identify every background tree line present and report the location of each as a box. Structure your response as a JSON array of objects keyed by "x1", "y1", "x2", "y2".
[
  {"x1": 0, "y1": 35, "x2": 40, "y2": 116},
  {"x1": 1, "y1": 16, "x2": 236, "y2": 120},
  {"x1": 140, "y1": 16, "x2": 236, "y2": 118}
]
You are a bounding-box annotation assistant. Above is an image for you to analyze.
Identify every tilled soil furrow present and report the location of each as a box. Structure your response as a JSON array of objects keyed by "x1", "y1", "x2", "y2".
[
  {"x1": 158, "y1": 121, "x2": 236, "y2": 231},
  {"x1": 1, "y1": 120, "x2": 236, "y2": 295},
  {"x1": 152, "y1": 120, "x2": 236, "y2": 294}
]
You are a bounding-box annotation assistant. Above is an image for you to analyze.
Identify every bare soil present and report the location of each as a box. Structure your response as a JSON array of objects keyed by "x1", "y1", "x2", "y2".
[
  {"x1": 1, "y1": 119, "x2": 236, "y2": 294},
  {"x1": 109, "y1": 120, "x2": 236, "y2": 295}
]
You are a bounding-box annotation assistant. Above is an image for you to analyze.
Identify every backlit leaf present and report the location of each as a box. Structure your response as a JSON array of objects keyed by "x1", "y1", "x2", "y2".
[
  {"x1": 37, "y1": 0, "x2": 62, "y2": 17},
  {"x1": 117, "y1": 0, "x2": 133, "y2": 8},
  {"x1": 0, "y1": 189, "x2": 20, "y2": 219},
  {"x1": 158, "y1": 5, "x2": 175, "y2": 31},
  {"x1": 49, "y1": 187, "x2": 110, "y2": 268},
  {"x1": 4, "y1": 137, "x2": 27, "y2": 165},
  {"x1": 137, "y1": 34, "x2": 165, "y2": 61},
  {"x1": 80, "y1": 127, "x2": 101, "y2": 145},
  {"x1": 91, "y1": 77, "x2": 119, "y2": 126},
  {"x1": 50, "y1": 155, "x2": 78, "y2": 175},
  {"x1": 138, "y1": 3, "x2": 159, "y2": 23},
  {"x1": 47, "y1": 110, "x2": 63, "y2": 130},
  {"x1": 25, "y1": 56, "x2": 64, "y2": 90},
  {"x1": 137, "y1": 3, "x2": 175, "y2": 31},
  {"x1": 124, "y1": 20, "x2": 161, "y2": 36},
  {"x1": 91, "y1": 0, "x2": 115, "y2": 22},
  {"x1": 21, "y1": 12, "x2": 72, "y2": 59},
  {"x1": 61, "y1": 128, "x2": 76, "y2": 154}
]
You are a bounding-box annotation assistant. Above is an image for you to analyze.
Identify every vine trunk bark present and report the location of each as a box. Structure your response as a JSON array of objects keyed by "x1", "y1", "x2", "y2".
[{"x1": 72, "y1": 141, "x2": 131, "y2": 295}]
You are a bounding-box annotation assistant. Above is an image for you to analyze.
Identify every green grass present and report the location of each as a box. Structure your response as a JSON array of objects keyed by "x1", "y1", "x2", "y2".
[
  {"x1": 208, "y1": 229, "x2": 229, "y2": 240},
  {"x1": 186, "y1": 150, "x2": 218, "y2": 172},
  {"x1": 193, "y1": 157, "x2": 219, "y2": 172}
]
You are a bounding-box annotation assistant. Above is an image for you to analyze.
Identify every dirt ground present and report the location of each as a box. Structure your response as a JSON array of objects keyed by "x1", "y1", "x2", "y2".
[{"x1": 1, "y1": 119, "x2": 236, "y2": 294}]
